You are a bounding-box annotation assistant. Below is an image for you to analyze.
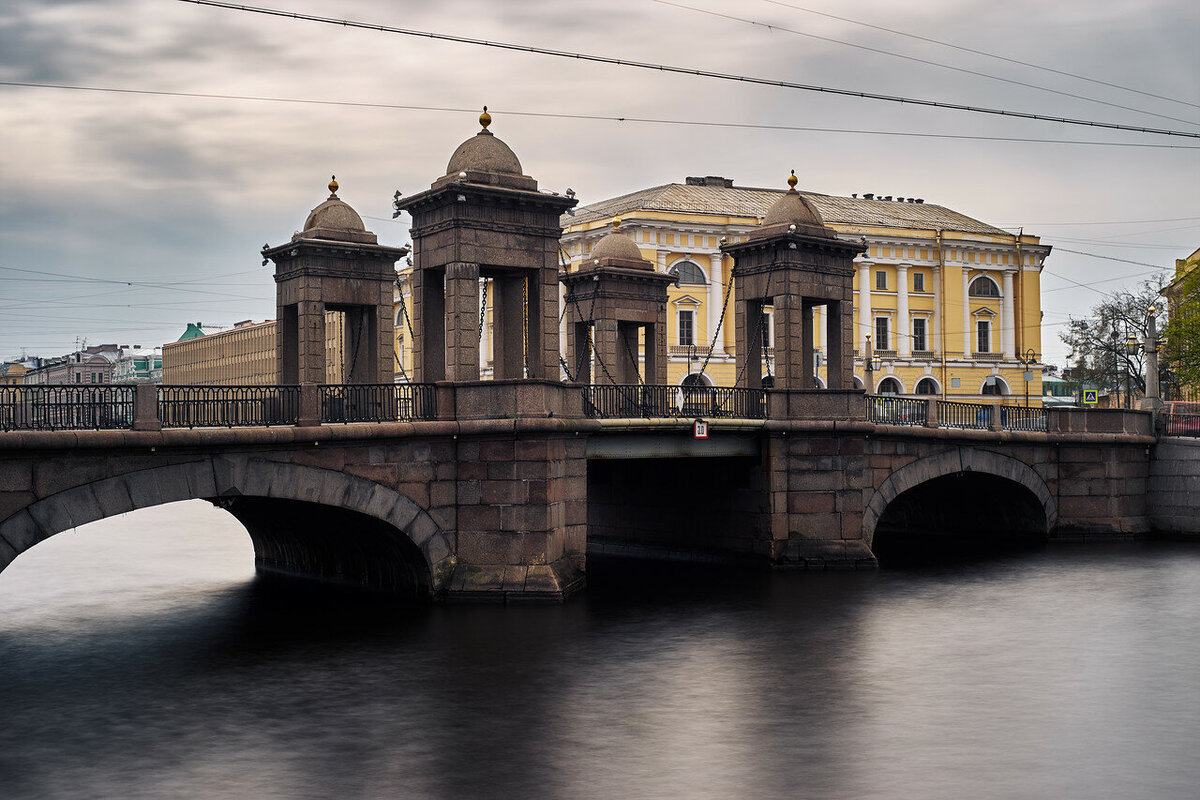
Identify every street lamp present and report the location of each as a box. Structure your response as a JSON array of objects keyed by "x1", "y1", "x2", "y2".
[{"x1": 1019, "y1": 348, "x2": 1039, "y2": 407}]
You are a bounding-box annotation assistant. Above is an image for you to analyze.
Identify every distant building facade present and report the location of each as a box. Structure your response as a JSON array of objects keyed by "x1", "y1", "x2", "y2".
[
  {"x1": 112, "y1": 348, "x2": 163, "y2": 384},
  {"x1": 558, "y1": 177, "x2": 1049, "y2": 403},
  {"x1": 162, "y1": 317, "x2": 347, "y2": 385},
  {"x1": 23, "y1": 345, "x2": 120, "y2": 386}
]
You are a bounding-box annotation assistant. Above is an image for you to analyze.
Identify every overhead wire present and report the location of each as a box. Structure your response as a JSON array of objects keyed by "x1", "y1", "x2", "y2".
[
  {"x1": 174, "y1": 0, "x2": 1200, "y2": 140},
  {"x1": 757, "y1": 0, "x2": 1200, "y2": 110},
  {"x1": 651, "y1": 0, "x2": 1200, "y2": 127},
  {"x1": 7, "y1": 80, "x2": 1196, "y2": 150}
]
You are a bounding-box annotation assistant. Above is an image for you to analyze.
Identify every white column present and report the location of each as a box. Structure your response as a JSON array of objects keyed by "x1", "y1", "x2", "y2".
[
  {"x1": 961, "y1": 269, "x2": 971, "y2": 357},
  {"x1": 657, "y1": 250, "x2": 668, "y2": 273},
  {"x1": 897, "y1": 263, "x2": 910, "y2": 358},
  {"x1": 931, "y1": 264, "x2": 941, "y2": 355},
  {"x1": 708, "y1": 252, "x2": 725, "y2": 355},
  {"x1": 858, "y1": 261, "x2": 872, "y2": 352},
  {"x1": 1002, "y1": 269, "x2": 1016, "y2": 358}
]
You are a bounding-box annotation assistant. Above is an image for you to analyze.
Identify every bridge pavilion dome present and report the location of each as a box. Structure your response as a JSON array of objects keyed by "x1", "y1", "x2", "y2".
[
  {"x1": 587, "y1": 217, "x2": 653, "y2": 270},
  {"x1": 751, "y1": 170, "x2": 836, "y2": 241},
  {"x1": 297, "y1": 177, "x2": 378, "y2": 244},
  {"x1": 445, "y1": 107, "x2": 524, "y2": 177}
]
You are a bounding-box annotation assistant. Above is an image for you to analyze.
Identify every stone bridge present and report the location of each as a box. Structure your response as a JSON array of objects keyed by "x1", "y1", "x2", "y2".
[{"x1": 0, "y1": 381, "x2": 1162, "y2": 602}]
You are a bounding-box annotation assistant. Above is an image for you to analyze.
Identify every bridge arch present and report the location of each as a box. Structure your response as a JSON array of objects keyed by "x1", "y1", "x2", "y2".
[
  {"x1": 0, "y1": 458, "x2": 452, "y2": 596},
  {"x1": 863, "y1": 448, "x2": 1056, "y2": 549}
]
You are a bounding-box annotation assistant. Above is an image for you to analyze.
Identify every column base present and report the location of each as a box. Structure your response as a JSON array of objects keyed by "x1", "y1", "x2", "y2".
[{"x1": 443, "y1": 556, "x2": 585, "y2": 603}]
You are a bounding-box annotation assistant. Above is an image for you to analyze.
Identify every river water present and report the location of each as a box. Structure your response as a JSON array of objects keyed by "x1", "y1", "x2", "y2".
[{"x1": 2, "y1": 500, "x2": 1199, "y2": 800}]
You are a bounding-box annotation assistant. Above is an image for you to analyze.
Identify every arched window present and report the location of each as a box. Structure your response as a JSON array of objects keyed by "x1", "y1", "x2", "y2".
[
  {"x1": 761, "y1": 375, "x2": 775, "y2": 389},
  {"x1": 915, "y1": 377, "x2": 939, "y2": 395},
  {"x1": 681, "y1": 372, "x2": 712, "y2": 388},
  {"x1": 853, "y1": 376, "x2": 865, "y2": 390},
  {"x1": 981, "y1": 376, "x2": 1009, "y2": 395},
  {"x1": 670, "y1": 261, "x2": 707, "y2": 285},
  {"x1": 969, "y1": 276, "x2": 1001, "y2": 297},
  {"x1": 878, "y1": 377, "x2": 902, "y2": 395}
]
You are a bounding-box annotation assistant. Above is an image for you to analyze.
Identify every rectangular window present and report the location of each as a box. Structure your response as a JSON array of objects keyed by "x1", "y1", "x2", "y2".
[
  {"x1": 913, "y1": 272, "x2": 925, "y2": 292},
  {"x1": 977, "y1": 320, "x2": 991, "y2": 353},
  {"x1": 912, "y1": 318, "x2": 927, "y2": 351},
  {"x1": 875, "y1": 317, "x2": 890, "y2": 351},
  {"x1": 678, "y1": 309, "x2": 694, "y2": 346},
  {"x1": 90, "y1": 372, "x2": 98, "y2": 383},
  {"x1": 875, "y1": 270, "x2": 887, "y2": 291},
  {"x1": 75, "y1": 373, "x2": 82, "y2": 383}
]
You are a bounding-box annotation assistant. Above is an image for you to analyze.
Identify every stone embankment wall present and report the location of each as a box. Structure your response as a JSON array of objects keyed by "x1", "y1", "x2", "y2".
[{"x1": 1148, "y1": 438, "x2": 1200, "y2": 536}]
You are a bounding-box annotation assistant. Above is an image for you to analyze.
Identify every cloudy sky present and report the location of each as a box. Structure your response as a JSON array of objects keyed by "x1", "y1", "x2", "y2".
[{"x1": 2, "y1": 0, "x2": 1197, "y2": 366}]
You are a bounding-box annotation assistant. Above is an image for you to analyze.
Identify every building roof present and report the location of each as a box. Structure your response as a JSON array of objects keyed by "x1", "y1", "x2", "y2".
[
  {"x1": 565, "y1": 179, "x2": 1014, "y2": 237},
  {"x1": 176, "y1": 323, "x2": 207, "y2": 342}
]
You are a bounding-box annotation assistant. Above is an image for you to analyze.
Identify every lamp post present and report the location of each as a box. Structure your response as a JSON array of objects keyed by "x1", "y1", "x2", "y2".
[{"x1": 1019, "y1": 348, "x2": 1038, "y2": 407}]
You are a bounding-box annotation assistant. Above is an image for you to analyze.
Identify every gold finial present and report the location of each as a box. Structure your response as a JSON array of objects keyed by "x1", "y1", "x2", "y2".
[
  {"x1": 787, "y1": 169, "x2": 797, "y2": 190},
  {"x1": 612, "y1": 215, "x2": 621, "y2": 231},
  {"x1": 328, "y1": 175, "x2": 339, "y2": 196},
  {"x1": 480, "y1": 105, "x2": 492, "y2": 130}
]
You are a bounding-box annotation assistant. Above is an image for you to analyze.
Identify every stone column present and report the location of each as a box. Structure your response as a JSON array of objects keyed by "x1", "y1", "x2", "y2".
[
  {"x1": 298, "y1": 299, "x2": 327, "y2": 385},
  {"x1": 647, "y1": 322, "x2": 667, "y2": 385},
  {"x1": 414, "y1": 268, "x2": 445, "y2": 383},
  {"x1": 493, "y1": 275, "x2": 524, "y2": 379},
  {"x1": 1002, "y1": 269, "x2": 1016, "y2": 359},
  {"x1": 737, "y1": 298, "x2": 763, "y2": 389},
  {"x1": 826, "y1": 299, "x2": 851, "y2": 389},
  {"x1": 657, "y1": 250, "x2": 668, "y2": 273},
  {"x1": 568, "y1": 320, "x2": 592, "y2": 384},
  {"x1": 708, "y1": 252, "x2": 725, "y2": 356},
  {"x1": 531, "y1": 263, "x2": 559, "y2": 380},
  {"x1": 897, "y1": 263, "x2": 911, "y2": 358},
  {"x1": 593, "y1": 318, "x2": 620, "y2": 385},
  {"x1": 858, "y1": 261, "x2": 872, "y2": 353},
  {"x1": 961, "y1": 268, "x2": 971, "y2": 357},
  {"x1": 445, "y1": 262, "x2": 481, "y2": 381}
]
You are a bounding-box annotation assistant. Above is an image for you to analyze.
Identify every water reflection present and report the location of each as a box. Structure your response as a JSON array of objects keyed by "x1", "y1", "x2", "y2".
[{"x1": 2, "y1": 503, "x2": 1199, "y2": 798}]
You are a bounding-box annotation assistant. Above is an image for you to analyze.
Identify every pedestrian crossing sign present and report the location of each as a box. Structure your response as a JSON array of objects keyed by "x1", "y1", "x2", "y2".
[{"x1": 1083, "y1": 389, "x2": 1098, "y2": 405}]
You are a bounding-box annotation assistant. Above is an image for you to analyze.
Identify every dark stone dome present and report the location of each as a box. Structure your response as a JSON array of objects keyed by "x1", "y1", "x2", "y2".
[
  {"x1": 297, "y1": 178, "x2": 377, "y2": 244},
  {"x1": 591, "y1": 231, "x2": 648, "y2": 266},
  {"x1": 446, "y1": 130, "x2": 524, "y2": 176},
  {"x1": 750, "y1": 171, "x2": 835, "y2": 240}
]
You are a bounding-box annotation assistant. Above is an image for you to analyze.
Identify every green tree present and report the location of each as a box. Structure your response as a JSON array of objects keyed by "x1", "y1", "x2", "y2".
[
  {"x1": 1060, "y1": 279, "x2": 1165, "y2": 403},
  {"x1": 1163, "y1": 258, "x2": 1200, "y2": 394}
]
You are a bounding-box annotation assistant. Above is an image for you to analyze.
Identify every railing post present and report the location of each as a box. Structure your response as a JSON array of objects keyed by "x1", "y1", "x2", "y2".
[
  {"x1": 989, "y1": 404, "x2": 1004, "y2": 432},
  {"x1": 297, "y1": 383, "x2": 320, "y2": 427},
  {"x1": 132, "y1": 383, "x2": 162, "y2": 431},
  {"x1": 924, "y1": 398, "x2": 938, "y2": 428}
]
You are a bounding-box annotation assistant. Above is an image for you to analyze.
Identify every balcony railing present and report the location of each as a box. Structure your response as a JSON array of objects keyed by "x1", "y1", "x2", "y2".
[
  {"x1": 320, "y1": 383, "x2": 437, "y2": 423},
  {"x1": 0, "y1": 385, "x2": 135, "y2": 431},
  {"x1": 583, "y1": 384, "x2": 767, "y2": 419},
  {"x1": 159, "y1": 385, "x2": 300, "y2": 428}
]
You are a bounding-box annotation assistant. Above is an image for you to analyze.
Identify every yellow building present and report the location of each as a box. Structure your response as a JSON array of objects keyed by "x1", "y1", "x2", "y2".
[
  {"x1": 162, "y1": 316, "x2": 347, "y2": 385},
  {"x1": 0, "y1": 363, "x2": 29, "y2": 386},
  {"x1": 1162, "y1": 245, "x2": 1200, "y2": 397},
  {"x1": 557, "y1": 176, "x2": 1049, "y2": 404}
]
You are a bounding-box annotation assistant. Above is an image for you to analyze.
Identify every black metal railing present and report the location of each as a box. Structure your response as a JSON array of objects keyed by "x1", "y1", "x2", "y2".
[
  {"x1": 937, "y1": 400, "x2": 994, "y2": 430},
  {"x1": 866, "y1": 396, "x2": 926, "y2": 426},
  {"x1": 158, "y1": 385, "x2": 300, "y2": 428},
  {"x1": 1001, "y1": 405, "x2": 1048, "y2": 432},
  {"x1": 0, "y1": 385, "x2": 136, "y2": 431},
  {"x1": 320, "y1": 383, "x2": 437, "y2": 423},
  {"x1": 582, "y1": 384, "x2": 768, "y2": 419},
  {"x1": 1164, "y1": 413, "x2": 1200, "y2": 437}
]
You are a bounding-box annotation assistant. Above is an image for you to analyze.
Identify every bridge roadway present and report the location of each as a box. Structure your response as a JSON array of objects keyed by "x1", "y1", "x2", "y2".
[{"x1": 0, "y1": 381, "x2": 1160, "y2": 601}]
